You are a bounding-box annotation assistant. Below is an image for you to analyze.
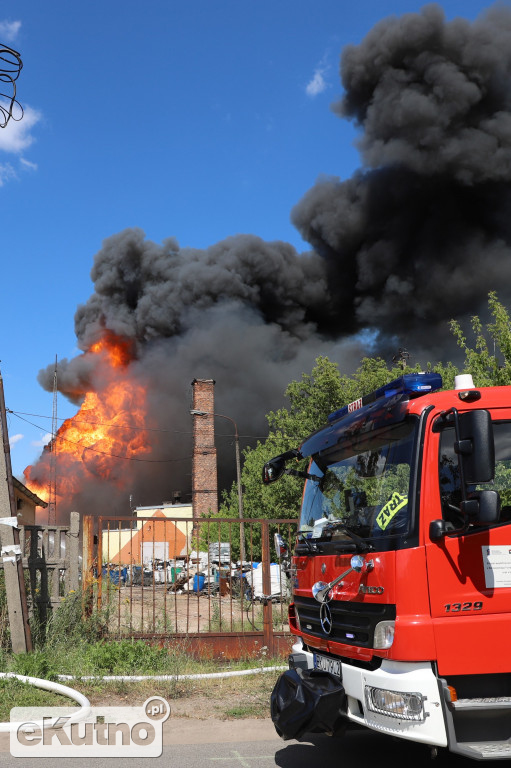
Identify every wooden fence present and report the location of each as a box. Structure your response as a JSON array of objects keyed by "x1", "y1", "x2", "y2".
[{"x1": 15, "y1": 510, "x2": 80, "y2": 624}]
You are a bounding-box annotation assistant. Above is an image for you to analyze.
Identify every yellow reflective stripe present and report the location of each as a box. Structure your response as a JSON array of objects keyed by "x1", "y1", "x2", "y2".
[{"x1": 376, "y1": 492, "x2": 408, "y2": 531}]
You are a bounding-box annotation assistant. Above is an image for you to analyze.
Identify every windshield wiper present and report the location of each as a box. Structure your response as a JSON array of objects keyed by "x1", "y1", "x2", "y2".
[
  {"x1": 322, "y1": 521, "x2": 374, "y2": 552},
  {"x1": 295, "y1": 533, "x2": 316, "y2": 554}
]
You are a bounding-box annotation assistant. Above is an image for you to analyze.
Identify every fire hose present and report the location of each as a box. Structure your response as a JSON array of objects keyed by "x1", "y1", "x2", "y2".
[{"x1": 0, "y1": 665, "x2": 287, "y2": 732}]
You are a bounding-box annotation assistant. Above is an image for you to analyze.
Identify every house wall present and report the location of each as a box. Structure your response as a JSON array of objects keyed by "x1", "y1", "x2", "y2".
[
  {"x1": 15, "y1": 493, "x2": 36, "y2": 526},
  {"x1": 101, "y1": 503, "x2": 193, "y2": 564}
]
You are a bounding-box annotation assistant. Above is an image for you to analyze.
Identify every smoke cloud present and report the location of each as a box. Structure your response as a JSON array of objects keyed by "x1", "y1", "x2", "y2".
[
  {"x1": 30, "y1": 4, "x2": 511, "y2": 516},
  {"x1": 293, "y1": 3, "x2": 511, "y2": 358}
]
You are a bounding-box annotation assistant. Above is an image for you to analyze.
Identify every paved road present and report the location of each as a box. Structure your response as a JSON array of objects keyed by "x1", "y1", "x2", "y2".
[{"x1": 0, "y1": 717, "x2": 486, "y2": 766}]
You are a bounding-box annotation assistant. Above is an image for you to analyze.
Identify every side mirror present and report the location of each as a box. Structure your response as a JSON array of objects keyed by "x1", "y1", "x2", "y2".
[
  {"x1": 274, "y1": 533, "x2": 289, "y2": 558},
  {"x1": 471, "y1": 490, "x2": 501, "y2": 525},
  {"x1": 262, "y1": 449, "x2": 300, "y2": 485},
  {"x1": 456, "y1": 410, "x2": 495, "y2": 484},
  {"x1": 430, "y1": 519, "x2": 452, "y2": 541},
  {"x1": 430, "y1": 491, "x2": 501, "y2": 542},
  {"x1": 262, "y1": 457, "x2": 287, "y2": 484}
]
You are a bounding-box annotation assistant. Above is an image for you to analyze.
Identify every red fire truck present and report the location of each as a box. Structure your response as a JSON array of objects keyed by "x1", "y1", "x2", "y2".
[{"x1": 264, "y1": 372, "x2": 511, "y2": 760}]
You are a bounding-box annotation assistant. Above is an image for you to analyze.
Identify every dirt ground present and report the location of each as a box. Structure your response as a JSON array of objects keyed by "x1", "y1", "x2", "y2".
[
  {"x1": 81, "y1": 669, "x2": 282, "y2": 720},
  {"x1": 88, "y1": 582, "x2": 288, "y2": 720},
  {"x1": 101, "y1": 585, "x2": 289, "y2": 634}
]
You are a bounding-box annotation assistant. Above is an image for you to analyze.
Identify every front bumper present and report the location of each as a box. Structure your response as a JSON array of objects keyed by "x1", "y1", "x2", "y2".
[{"x1": 280, "y1": 641, "x2": 448, "y2": 748}]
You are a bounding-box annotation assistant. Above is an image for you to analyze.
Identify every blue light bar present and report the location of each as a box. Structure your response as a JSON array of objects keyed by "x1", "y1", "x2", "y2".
[{"x1": 327, "y1": 373, "x2": 443, "y2": 424}]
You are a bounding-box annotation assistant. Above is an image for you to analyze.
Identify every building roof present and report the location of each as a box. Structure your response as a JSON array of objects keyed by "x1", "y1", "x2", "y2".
[{"x1": 12, "y1": 476, "x2": 48, "y2": 508}]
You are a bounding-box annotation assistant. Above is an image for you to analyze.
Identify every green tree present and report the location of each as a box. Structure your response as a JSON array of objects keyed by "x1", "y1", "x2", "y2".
[
  {"x1": 449, "y1": 291, "x2": 511, "y2": 387},
  {"x1": 218, "y1": 355, "x2": 423, "y2": 547}
]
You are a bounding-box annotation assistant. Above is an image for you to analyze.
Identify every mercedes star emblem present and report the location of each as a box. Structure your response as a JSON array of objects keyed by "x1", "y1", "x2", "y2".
[{"x1": 319, "y1": 601, "x2": 333, "y2": 635}]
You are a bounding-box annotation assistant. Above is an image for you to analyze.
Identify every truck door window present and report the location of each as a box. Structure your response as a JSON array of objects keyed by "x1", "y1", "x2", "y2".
[{"x1": 439, "y1": 421, "x2": 511, "y2": 526}]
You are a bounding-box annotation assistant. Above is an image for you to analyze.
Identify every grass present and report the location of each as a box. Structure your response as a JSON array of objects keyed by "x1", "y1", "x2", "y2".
[
  {"x1": 223, "y1": 703, "x2": 267, "y2": 718},
  {"x1": 0, "y1": 664, "x2": 285, "y2": 721},
  {"x1": 0, "y1": 586, "x2": 287, "y2": 720},
  {"x1": 0, "y1": 679, "x2": 71, "y2": 721},
  {"x1": 0, "y1": 640, "x2": 286, "y2": 721},
  {"x1": 0, "y1": 653, "x2": 285, "y2": 721}
]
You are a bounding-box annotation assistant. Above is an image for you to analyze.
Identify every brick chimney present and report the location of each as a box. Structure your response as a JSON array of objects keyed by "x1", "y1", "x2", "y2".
[{"x1": 191, "y1": 379, "x2": 218, "y2": 520}]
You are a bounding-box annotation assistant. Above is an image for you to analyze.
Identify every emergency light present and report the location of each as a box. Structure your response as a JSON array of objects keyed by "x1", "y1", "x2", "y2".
[{"x1": 327, "y1": 373, "x2": 442, "y2": 424}]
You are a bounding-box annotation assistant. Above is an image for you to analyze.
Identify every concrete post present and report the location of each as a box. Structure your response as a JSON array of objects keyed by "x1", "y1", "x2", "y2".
[
  {"x1": 67, "y1": 511, "x2": 80, "y2": 593},
  {"x1": 0, "y1": 369, "x2": 32, "y2": 652}
]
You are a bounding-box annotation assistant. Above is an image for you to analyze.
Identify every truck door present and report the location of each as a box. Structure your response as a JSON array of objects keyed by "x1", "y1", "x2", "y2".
[{"x1": 424, "y1": 414, "x2": 511, "y2": 676}]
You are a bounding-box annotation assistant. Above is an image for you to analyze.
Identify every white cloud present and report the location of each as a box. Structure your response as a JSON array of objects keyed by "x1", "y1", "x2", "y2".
[
  {"x1": 0, "y1": 20, "x2": 21, "y2": 44},
  {"x1": 20, "y1": 157, "x2": 37, "y2": 171},
  {"x1": 9, "y1": 433, "x2": 23, "y2": 447},
  {"x1": 31, "y1": 433, "x2": 52, "y2": 448},
  {"x1": 306, "y1": 68, "x2": 327, "y2": 97},
  {"x1": 0, "y1": 163, "x2": 16, "y2": 186},
  {"x1": 0, "y1": 105, "x2": 42, "y2": 154}
]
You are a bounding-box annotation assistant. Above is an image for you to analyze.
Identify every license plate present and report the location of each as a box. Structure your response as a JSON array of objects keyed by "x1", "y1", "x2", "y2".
[{"x1": 313, "y1": 653, "x2": 342, "y2": 678}]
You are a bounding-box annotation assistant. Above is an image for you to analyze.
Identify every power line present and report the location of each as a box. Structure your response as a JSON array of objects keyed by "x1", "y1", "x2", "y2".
[
  {"x1": 10, "y1": 413, "x2": 192, "y2": 463},
  {"x1": 6, "y1": 408, "x2": 270, "y2": 440},
  {"x1": 8, "y1": 409, "x2": 190, "y2": 433}
]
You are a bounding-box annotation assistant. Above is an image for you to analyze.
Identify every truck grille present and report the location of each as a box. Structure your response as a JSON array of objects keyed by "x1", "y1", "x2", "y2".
[{"x1": 294, "y1": 595, "x2": 396, "y2": 648}]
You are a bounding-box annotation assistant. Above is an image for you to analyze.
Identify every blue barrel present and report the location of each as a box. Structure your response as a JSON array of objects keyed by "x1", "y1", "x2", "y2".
[
  {"x1": 110, "y1": 570, "x2": 120, "y2": 585},
  {"x1": 193, "y1": 573, "x2": 205, "y2": 592}
]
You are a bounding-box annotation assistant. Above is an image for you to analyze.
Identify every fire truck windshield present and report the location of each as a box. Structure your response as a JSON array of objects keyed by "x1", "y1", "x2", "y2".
[{"x1": 299, "y1": 418, "x2": 418, "y2": 550}]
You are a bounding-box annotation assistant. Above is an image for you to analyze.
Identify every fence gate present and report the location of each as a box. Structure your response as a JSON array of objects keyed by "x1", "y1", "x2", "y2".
[
  {"x1": 83, "y1": 515, "x2": 297, "y2": 659},
  {"x1": 16, "y1": 511, "x2": 80, "y2": 627}
]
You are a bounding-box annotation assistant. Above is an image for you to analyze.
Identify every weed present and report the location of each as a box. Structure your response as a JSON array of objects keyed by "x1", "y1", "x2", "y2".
[
  {"x1": 79, "y1": 639, "x2": 171, "y2": 676},
  {"x1": 10, "y1": 649, "x2": 59, "y2": 681},
  {"x1": 43, "y1": 589, "x2": 112, "y2": 647},
  {"x1": 223, "y1": 703, "x2": 266, "y2": 718},
  {"x1": 0, "y1": 679, "x2": 73, "y2": 721}
]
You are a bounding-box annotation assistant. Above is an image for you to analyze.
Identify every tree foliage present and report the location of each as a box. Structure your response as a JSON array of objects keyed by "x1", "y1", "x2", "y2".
[
  {"x1": 217, "y1": 292, "x2": 511, "y2": 542},
  {"x1": 219, "y1": 355, "x2": 423, "y2": 528},
  {"x1": 449, "y1": 292, "x2": 511, "y2": 387}
]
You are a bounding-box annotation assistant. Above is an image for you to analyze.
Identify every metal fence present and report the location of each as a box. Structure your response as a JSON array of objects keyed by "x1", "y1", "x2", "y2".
[{"x1": 83, "y1": 515, "x2": 297, "y2": 658}]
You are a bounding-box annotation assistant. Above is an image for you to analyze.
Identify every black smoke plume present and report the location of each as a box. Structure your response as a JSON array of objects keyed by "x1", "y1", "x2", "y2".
[{"x1": 31, "y1": 4, "x2": 511, "y2": 516}]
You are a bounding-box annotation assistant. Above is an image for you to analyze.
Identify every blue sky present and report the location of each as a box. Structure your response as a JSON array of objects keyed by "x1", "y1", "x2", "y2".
[{"x1": 0, "y1": 0, "x2": 504, "y2": 477}]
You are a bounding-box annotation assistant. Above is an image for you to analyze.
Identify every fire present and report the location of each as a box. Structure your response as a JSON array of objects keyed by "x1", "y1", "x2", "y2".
[{"x1": 24, "y1": 333, "x2": 151, "y2": 511}]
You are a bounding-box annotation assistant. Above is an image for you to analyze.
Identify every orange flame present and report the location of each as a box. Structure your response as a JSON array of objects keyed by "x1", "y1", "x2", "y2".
[{"x1": 24, "y1": 333, "x2": 151, "y2": 508}]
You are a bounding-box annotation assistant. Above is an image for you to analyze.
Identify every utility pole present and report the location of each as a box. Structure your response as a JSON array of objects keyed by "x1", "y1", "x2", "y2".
[
  {"x1": 48, "y1": 356, "x2": 58, "y2": 525},
  {"x1": 0, "y1": 367, "x2": 32, "y2": 652}
]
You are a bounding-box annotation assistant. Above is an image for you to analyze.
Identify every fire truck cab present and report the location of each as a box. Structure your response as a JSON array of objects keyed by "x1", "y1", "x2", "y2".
[{"x1": 265, "y1": 373, "x2": 511, "y2": 760}]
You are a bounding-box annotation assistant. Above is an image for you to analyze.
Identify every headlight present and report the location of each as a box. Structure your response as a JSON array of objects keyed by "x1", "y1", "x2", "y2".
[
  {"x1": 365, "y1": 686, "x2": 426, "y2": 721},
  {"x1": 373, "y1": 620, "x2": 395, "y2": 649}
]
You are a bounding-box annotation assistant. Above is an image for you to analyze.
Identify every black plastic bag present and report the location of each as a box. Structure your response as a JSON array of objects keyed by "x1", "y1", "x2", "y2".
[{"x1": 271, "y1": 667, "x2": 347, "y2": 740}]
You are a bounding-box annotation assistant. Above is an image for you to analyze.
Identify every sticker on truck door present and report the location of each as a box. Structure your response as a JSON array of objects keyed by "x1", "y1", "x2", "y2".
[
  {"x1": 482, "y1": 546, "x2": 511, "y2": 588},
  {"x1": 376, "y1": 492, "x2": 408, "y2": 531}
]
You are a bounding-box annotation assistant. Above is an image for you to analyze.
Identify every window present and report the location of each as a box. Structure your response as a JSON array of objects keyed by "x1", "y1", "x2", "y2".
[
  {"x1": 439, "y1": 421, "x2": 511, "y2": 527},
  {"x1": 299, "y1": 419, "x2": 417, "y2": 549}
]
